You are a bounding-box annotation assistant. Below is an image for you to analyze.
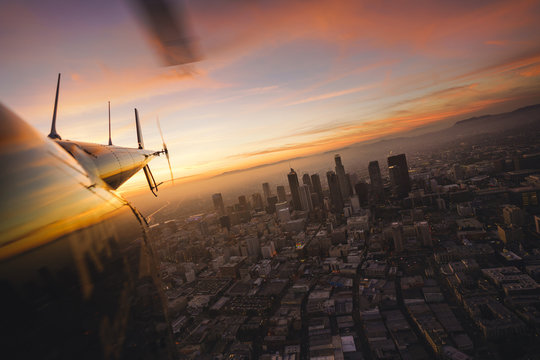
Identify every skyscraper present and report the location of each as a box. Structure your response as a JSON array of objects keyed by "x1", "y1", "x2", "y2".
[
  {"x1": 287, "y1": 168, "x2": 302, "y2": 211},
  {"x1": 251, "y1": 193, "x2": 264, "y2": 211},
  {"x1": 335, "y1": 154, "x2": 351, "y2": 199},
  {"x1": 277, "y1": 185, "x2": 287, "y2": 203},
  {"x1": 387, "y1": 154, "x2": 411, "y2": 198},
  {"x1": 354, "y1": 181, "x2": 369, "y2": 206},
  {"x1": 302, "y1": 173, "x2": 313, "y2": 193},
  {"x1": 311, "y1": 173, "x2": 323, "y2": 201},
  {"x1": 238, "y1": 195, "x2": 249, "y2": 211},
  {"x1": 212, "y1": 193, "x2": 225, "y2": 215},
  {"x1": 368, "y1": 160, "x2": 384, "y2": 202},
  {"x1": 327, "y1": 171, "x2": 344, "y2": 213},
  {"x1": 262, "y1": 182, "x2": 271, "y2": 203}
]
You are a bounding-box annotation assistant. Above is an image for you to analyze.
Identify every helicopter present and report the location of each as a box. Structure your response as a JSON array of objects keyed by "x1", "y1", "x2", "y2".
[
  {"x1": 0, "y1": 0, "x2": 198, "y2": 358},
  {"x1": 0, "y1": 73, "x2": 177, "y2": 359}
]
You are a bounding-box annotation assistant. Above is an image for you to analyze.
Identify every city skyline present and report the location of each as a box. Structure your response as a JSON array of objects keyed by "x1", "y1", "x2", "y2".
[
  {"x1": 146, "y1": 131, "x2": 540, "y2": 359},
  {"x1": 1, "y1": 0, "x2": 540, "y2": 194}
]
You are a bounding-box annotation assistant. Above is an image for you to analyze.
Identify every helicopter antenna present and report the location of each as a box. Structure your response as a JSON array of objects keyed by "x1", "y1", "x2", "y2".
[
  {"x1": 48, "y1": 73, "x2": 62, "y2": 140},
  {"x1": 108, "y1": 101, "x2": 112, "y2": 145}
]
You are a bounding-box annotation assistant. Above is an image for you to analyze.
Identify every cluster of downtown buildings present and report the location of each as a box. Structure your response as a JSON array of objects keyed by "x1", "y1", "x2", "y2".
[
  {"x1": 149, "y1": 131, "x2": 540, "y2": 360},
  {"x1": 212, "y1": 153, "x2": 411, "y2": 224}
]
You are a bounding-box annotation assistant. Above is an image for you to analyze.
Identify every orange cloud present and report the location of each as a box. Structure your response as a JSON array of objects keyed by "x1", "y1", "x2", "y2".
[
  {"x1": 287, "y1": 83, "x2": 377, "y2": 106},
  {"x1": 519, "y1": 64, "x2": 540, "y2": 77},
  {"x1": 191, "y1": 0, "x2": 540, "y2": 62}
]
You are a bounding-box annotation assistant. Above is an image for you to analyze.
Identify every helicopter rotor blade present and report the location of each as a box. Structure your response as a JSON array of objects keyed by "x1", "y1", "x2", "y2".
[{"x1": 156, "y1": 117, "x2": 174, "y2": 184}]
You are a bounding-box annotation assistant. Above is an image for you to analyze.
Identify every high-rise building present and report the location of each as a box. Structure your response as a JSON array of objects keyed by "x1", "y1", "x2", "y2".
[
  {"x1": 212, "y1": 193, "x2": 225, "y2": 215},
  {"x1": 387, "y1": 154, "x2": 411, "y2": 198},
  {"x1": 368, "y1": 161, "x2": 384, "y2": 202},
  {"x1": 287, "y1": 168, "x2": 302, "y2": 211},
  {"x1": 238, "y1": 195, "x2": 248, "y2": 211},
  {"x1": 311, "y1": 173, "x2": 324, "y2": 201},
  {"x1": 354, "y1": 181, "x2": 369, "y2": 206},
  {"x1": 262, "y1": 182, "x2": 271, "y2": 203},
  {"x1": 327, "y1": 171, "x2": 344, "y2": 213},
  {"x1": 335, "y1": 154, "x2": 351, "y2": 199},
  {"x1": 277, "y1": 185, "x2": 287, "y2": 203},
  {"x1": 251, "y1": 193, "x2": 264, "y2": 211},
  {"x1": 302, "y1": 173, "x2": 313, "y2": 193},
  {"x1": 299, "y1": 184, "x2": 313, "y2": 211}
]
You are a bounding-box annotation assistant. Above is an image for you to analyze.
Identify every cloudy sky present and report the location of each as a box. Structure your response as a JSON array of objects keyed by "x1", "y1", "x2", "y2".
[{"x1": 1, "y1": 0, "x2": 540, "y2": 193}]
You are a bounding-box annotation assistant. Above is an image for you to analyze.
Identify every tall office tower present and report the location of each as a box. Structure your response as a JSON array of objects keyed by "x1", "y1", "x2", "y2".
[
  {"x1": 335, "y1": 154, "x2": 351, "y2": 199},
  {"x1": 277, "y1": 185, "x2": 287, "y2": 203},
  {"x1": 388, "y1": 165, "x2": 400, "y2": 194},
  {"x1": 327, "y1": 171, "x2": 344, "y2": 213},
  {"x1": 212, "y1": 193, "x2": 225, "y2": 215},
  {"x1": 251, "y1": 193, "x2": 264, "y2": 211},
  {"x1": 302, "y1": 173, "x2": 313, "y2": 193},
  {"x1": 287, "y1": 168, "x2": 302, "y2": 211},
  {"x1": 246, "y1": 236, "x2": 261, "y2": 259},
  {"x1": 299, "y1": 184, "x2": 313, "y2": 211},
  {"x1": 387, "y1": 154, "x2": 411, "y2": 198},
  {"x1": 238, "y1": 195, "x2": 248, "y2": 210},
  {"x1": 391, "y1": 222, "x2": 404, "y2": 252},
  {"x1": 368, "y1": 160, "x2": 384, "y2": 202},
  {"x1": 415, "y1": 221, "x2": 432, "y2": 247},
  {"x1": 354, "y1": 181, "x2": 369, "y2": 206},
  {"x1": 311, "y1": 173, "x2": 324, "y2": 201},
  {"x1": 262, "y1": 182, "x2": 272, "y2": 203}
]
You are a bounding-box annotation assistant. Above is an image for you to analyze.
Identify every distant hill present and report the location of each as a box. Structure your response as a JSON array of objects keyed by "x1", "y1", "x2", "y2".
[
  {"x1": 454, "y1": 103, "x2": 540, "y2": 126},
  {"x1": 344, "y1": 103, "x2": 540, "y2": 156}
]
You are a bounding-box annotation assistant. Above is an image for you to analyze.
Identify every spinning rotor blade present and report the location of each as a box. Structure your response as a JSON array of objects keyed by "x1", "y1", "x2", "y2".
[{"x1": 157, "y1": 117, "x2": 174, "y2": 184}]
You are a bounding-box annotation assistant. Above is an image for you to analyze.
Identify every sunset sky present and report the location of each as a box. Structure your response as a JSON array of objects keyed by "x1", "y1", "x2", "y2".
[{"x1": 1, "y1": 0, "x2": 540, "y2": 194}]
